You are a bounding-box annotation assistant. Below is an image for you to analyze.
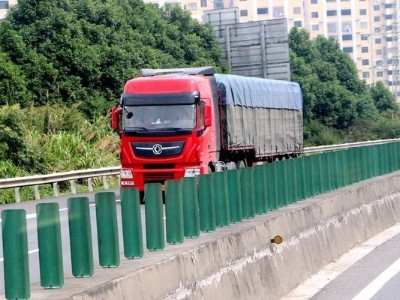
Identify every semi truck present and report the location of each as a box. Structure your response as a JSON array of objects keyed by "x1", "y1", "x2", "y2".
[{"x1": 111, "y1": 66, "x2": 303, "y2": 192}]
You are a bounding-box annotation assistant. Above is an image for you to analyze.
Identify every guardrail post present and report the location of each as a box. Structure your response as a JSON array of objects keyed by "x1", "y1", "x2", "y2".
[
  {"x1": 182, "y1": 177, "x2": 200, "y2": 238},
  {"x1": 165, "y1": 180, "x2": 184, "y2": 244},
  {"x1": 145, "y1": 183, "x2": 165, "y2": 251},
  {"x1": 213, "y1": 172, "x2": 230, "y2": 226},
  {"x1": 95, "y1": 191, "x2": 120, "y2": 267},
  {"x1": 34, "y1": 185, "x2": 41, "y2": 200},
  {"x1": 2, "y1": 209, "x2": 30, "y2": 299},
  {"x1": 70, "y1": 180, "x2": 77, "y2": 194},
  {"x1": 198, "y1": 174, "x2": 216, "y2": 232},
  {"x1": 68, "y1": 196, "x2": 94, "y2": 277},
  {"x1": 53, "y1": 182, "x2": 59, "y2": 197},
  {"x1": 226, "y1": 170, "x2": 243, "y2": 222},
  {"x1": 36, "y1": 203, "x2": 64, "y2": 288},
  {"x1": 14, "y1": 187, "x2": 21, "y2": 203},
  {"x1": 103, "y1": 176, "x2": 109, "y2": 190},
  {"x1": 88, "y1": 178, "x2": 94, "y2": 192},
  {"x1": 121, "y1": 188, "x2": 143, "y2": 258}
]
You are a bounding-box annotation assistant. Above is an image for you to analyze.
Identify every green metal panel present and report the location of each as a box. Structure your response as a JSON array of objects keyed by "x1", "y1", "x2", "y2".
[
  {"x1": 198, "y1": 174, "x2": 216, "y2": 232},
  {"x1": 182, "y1": 177, "x2": 200, "y2": 238},
  {"x1": 95, "y1": 192, "x2": 120, "y2": 267},
  {"x1": 165, "y1": 180, "x2": 184, "y2": 244},
  {"x1": 145, "y1": 183, "x2": 165, "y2": 251},
  {"x1": 294, "y1": 157, "x2": 306, "y2": 201},
  {"x1": 254, "y1": 165, "x2": 267, "y2": 213},
  {"x1": 36, "y1": 203, "x2": 63, "y2": 288},
  {"x1": 240, "y1": 167, "x2": 256, "y2": 218},
  {"x1": 68, "y1": 197, "x2": 94, "y2": 277},
  {"x1": 2, "y1": 209, "x2": 30, "y2": 299},
  {"x1": 226, "y1": 170, "x2": 243, "y2": 222},
  {"x1": 213, "y1": 172, "x2": 230, "y2": 226},
  {"x1": 121, "y1": 188, "x2": 143, "y2": 259},
  {"x1": 265, "y1": 163, "x2": 278, "y2": 210}
]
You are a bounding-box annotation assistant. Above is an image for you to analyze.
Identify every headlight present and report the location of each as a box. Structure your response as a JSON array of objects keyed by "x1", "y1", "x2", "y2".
[
  {"x1": 120, "y1": 169, "x2": 133, "y2": 179},
  {"x1": 184, "y1": 168, "x2": 201, "y2": 177}
]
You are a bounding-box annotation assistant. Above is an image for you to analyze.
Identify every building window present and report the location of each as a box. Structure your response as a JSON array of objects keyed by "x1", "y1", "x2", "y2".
[
  {"x1": 377, "y1": 71, "x2": 383, "y2": 77},
  {"x1": 311, "y1": 0, "x2": 317, "y2": 3},
  {"x1": 361, "y1": 34, "x2": 369, "y2": 40},
  {"x1": 362, "y1": 59, "x2": 369, "y2": 65},
  {"x1": 311, "y1": 12, "x2": 318, "y2": 18},
  {"x1": 312, "y1": 24, "x2": 319, "y2": 31},
  {"x1": 374, "y1": 16, "x2": 381, "y2": 22},
  {"x1": 273, "y1": 6, "x2": 285, "y2": 18},
  {"x1": 293, "y1": 7, "x2": 301, "y2": 14},
  {"x1": 343, "y1": 47, "x2": 353, "y2": 53},
  {"x1": 327, "y1": 0, "x2": 336, "y2": 2},
  {"x1": 376, "y1": 60, "x2": 383, "y2": 66},
  {"x1": 376, "y1": 49, "x2": 383, "y2": 55},
  {"x1": 327, "y1": 23, "x2": 337, "y2": 34},
  {"x1": 362, "y1": 72, "x2": 370, "y2": 79},
  {"x1": 240, "y1": 9, "x2": 248, "y2": 16},
  {"x1": 386, "y1": 14, "x2": 393, "y2": 20},
  {"x1": 385, "y1": 3, "x2": 393, "y2": 9},
  {"x1": 201, "y1": 0, "x2": 207, "y2": 8},
  {"x1": 327, "y1": 10, "x2": 337, "y2": 16},
  {"x1": 187, "y1": 2, "x2": 197, "y2": 10},
  {"x1": 294, "y1": 20, "x2": 302, "y2": 27},
  {"x1": 342, "y1": 34, "x2": 352, "y2": 41},
  {"x1": 374, "y1": 5, "x2": 380, "y2": 11},
  {"x1": 257, "y1": 7, "x2": 268, "y2": 14},
  {"x1": 341, "y1": 9, "x2": 351, "y2": 15},
  {"x1": 213, "y1": 0, "x2": 224, "y2": 9},
  {"x1": 388, "y1": 70, "x2": 393, "y2": 75},
  {"x1": 387, "y1": 36, "x2": 393, "y2": 42},
  {"x1": 0, "y1": 1, "x2": 9, "y2": 9},
  {"x1": 361, "y1": 47, "x2": 368, "y2": 53},
  {"x1": 375, "y1": 38, "x2": 382, "y2": 44},
  {"x1": 342, "y1": 22, "x2": 352, "y2": 33},
  {"x1": 360, "y1": 9, "x2": 367, "y2": 15}
]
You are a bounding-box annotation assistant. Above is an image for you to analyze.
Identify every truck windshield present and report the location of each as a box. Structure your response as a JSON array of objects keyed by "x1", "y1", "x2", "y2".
[{"x1": 123, "y1": 104, "x2": 196, "y2": 132}]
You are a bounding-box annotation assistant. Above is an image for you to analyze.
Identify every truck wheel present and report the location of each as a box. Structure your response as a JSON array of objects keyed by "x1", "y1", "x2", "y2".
[
  {"x1": 235, "y1": 160, "x2": 246, "y2": 169},
  {"x1": 226, "y1": 161, "x2": 236, "y2": 170}
]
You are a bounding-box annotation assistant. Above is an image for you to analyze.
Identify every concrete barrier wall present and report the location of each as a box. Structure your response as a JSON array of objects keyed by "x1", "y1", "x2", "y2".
[{"x1": 30, "y1": 171, "x2": 400, "y2": 300}]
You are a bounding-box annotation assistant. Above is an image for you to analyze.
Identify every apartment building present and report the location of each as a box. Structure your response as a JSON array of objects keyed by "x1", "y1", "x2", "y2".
[
  {"x1": 1, "y1": 0, "x2": 399, "y2": 98},
  {"x1": 149, "y1": 0, "x2": 400, "y2": 99},
  {"x1": 0, "y1": 0, "x2": 16, "y2": 19}
]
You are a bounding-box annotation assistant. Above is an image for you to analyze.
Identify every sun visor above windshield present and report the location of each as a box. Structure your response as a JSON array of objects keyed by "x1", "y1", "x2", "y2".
[{"x1": 121, "y1": 92, "x2": 200, "y2": 106}]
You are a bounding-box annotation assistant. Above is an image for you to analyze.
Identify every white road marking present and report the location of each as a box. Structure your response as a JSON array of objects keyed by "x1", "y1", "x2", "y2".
[
  {"x1": 352, "y1": 257, "x2": 400, "y2": 300},
  {"x1": 282, "y1": 223, "x2": 400, "y2": 299}
]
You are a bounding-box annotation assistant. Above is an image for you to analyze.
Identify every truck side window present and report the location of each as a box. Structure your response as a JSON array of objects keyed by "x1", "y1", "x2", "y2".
[{"x1": 199, "y1": 101, "x2": 205, "y2": 130}]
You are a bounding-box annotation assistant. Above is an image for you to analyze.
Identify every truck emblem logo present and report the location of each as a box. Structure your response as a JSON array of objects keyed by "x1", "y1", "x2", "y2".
[{"x1": 152, "y1": 144, "x2": 163, "y2": 155}]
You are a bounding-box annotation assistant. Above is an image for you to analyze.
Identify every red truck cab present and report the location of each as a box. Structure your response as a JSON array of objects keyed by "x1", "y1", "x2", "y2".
[{"x1": 111, "y1": 67, "x2": 220, "y2": 192}]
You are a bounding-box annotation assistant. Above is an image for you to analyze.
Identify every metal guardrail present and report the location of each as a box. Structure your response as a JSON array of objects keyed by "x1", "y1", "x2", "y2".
[{"x1": 1, "y1": 138, "x2": 400, "y2": 202}]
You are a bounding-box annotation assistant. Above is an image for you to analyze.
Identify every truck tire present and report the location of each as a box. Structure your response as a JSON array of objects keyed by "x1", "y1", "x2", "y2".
[{"x1": 235, "y1": 160, "x2": 246, "y2": 169}]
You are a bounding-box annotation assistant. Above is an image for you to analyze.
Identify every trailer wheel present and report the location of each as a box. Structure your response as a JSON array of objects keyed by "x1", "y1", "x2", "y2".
[
  {"x1": 226, "y1": 161, "x2": 236, "y2": 170},
  {"x1": 235, "y1": 160, "x2": 246, "y2": 169}
]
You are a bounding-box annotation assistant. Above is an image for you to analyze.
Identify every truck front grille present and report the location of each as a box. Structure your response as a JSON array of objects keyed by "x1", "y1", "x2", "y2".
[{"x1": 143, "y1": 173, "x2": 174, "y2": 182}]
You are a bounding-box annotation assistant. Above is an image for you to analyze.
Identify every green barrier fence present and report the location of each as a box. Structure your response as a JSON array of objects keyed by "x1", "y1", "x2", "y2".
[
  {"x1": 68, "y1": 197, "x2": 94, "y2": 277},
  {"x1": 145, "y1": 183, "x2": 165, "y2": 251},
  {"x1": 182, "y1": 177, "x2": 200, "y2": 238},
  {"x1": 37, "y1": 203, "x2": 64, "y2": 288},
  {"x1": 3, "y1": 142, "x2": 400, "y2": 295},
  {"x1": 121, "y1": 188, "x2": 143, "y2": 258},
  {"x1": 95, "y1": 192, "x2": 120, "y2": 267},
  {"x1": 165, "y1": 180, "x2": 184, "y2": 244},
  {"x1": 2, "y1": 209, "x2": 30, "y2": 299}
]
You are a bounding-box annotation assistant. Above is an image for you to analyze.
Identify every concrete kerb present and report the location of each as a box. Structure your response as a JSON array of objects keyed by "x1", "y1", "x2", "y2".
[{"x1": 21, "y1": 171, "x2": 400, "y2": 299}]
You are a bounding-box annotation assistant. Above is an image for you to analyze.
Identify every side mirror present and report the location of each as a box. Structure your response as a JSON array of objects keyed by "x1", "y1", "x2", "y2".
[
  {"x1": 204, "y1": 105, "x2": 212, "y2": 128},
  {"x1": 111, "y1": 106, "x2": 122, "y2": 130}
]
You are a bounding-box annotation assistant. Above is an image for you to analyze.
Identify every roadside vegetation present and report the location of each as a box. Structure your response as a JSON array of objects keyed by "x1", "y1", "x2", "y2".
[{"x1": 0, "y1": 1, "x2": 399, "y2": 202}]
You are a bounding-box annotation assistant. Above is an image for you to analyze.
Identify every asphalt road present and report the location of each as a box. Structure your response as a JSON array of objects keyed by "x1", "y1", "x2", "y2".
[{"x1": 284, "y1": 223, "x2": 400, "y2": 300}]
